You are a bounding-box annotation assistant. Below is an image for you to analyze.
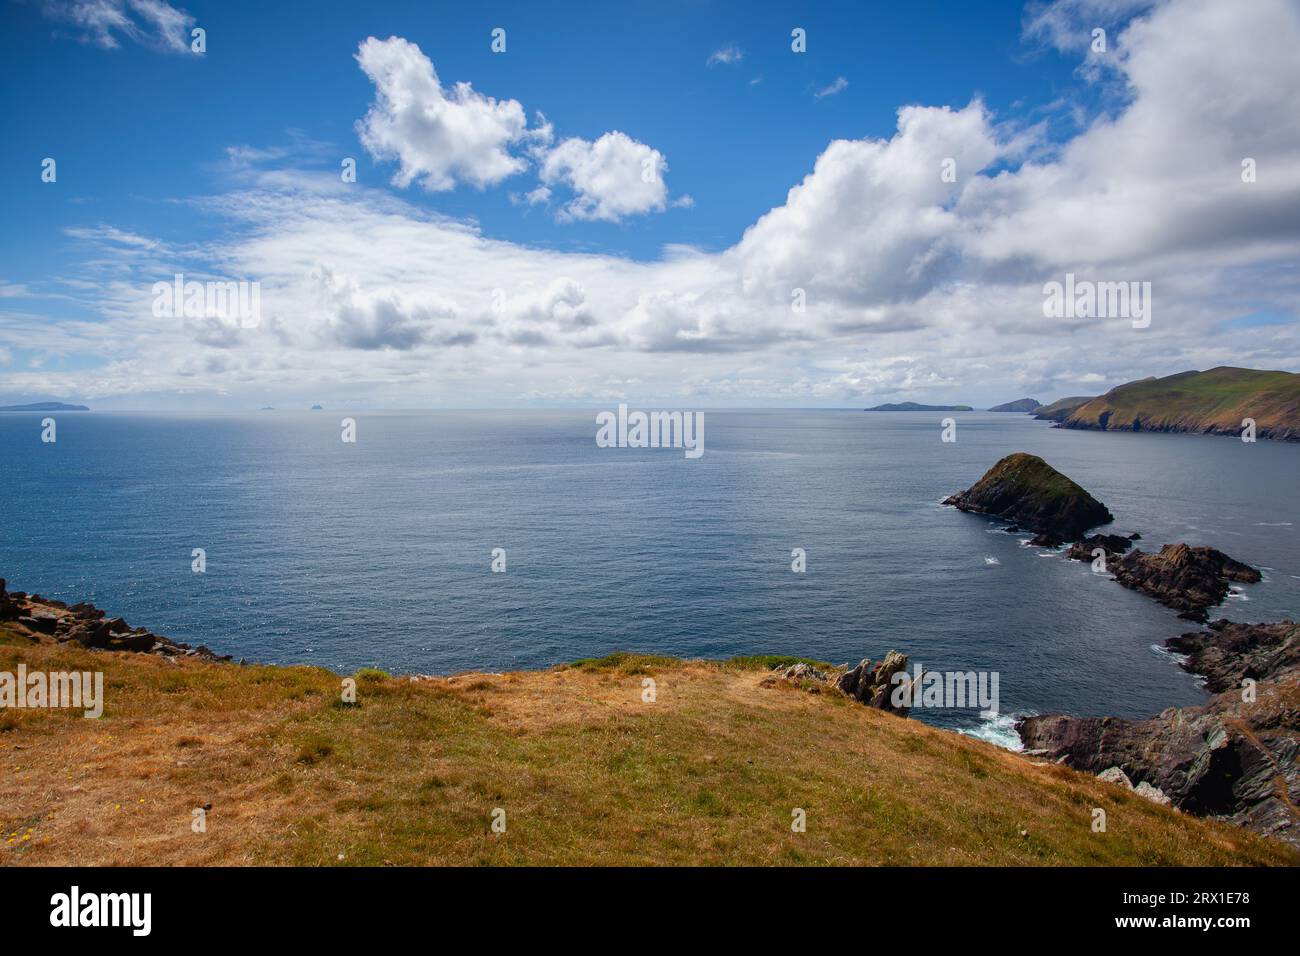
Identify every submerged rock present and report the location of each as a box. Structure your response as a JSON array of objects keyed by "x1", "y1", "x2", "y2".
[{"x1": 943, "y1": 453, "x2": 1113, "y2": 546}]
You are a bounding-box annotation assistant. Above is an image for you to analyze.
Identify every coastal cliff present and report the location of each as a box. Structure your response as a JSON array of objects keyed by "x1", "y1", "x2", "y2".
[{"x1": 1058, "y1": 367, "x2": 1300, "y2": 440}]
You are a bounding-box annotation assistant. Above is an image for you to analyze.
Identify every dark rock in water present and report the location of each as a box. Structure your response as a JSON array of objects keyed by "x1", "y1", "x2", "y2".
[
  {"x1": 836, "y1": 650, "x2": 913, "y2": 715},
  {"x1": 1165, "y1": 619, "x2": 1299, "y2": 693},
  {"x1": 1065, "y1": 533, "x2": 1136, "y2": 563},
  {"x1": 943, "y1": 453, "x2": 1113, "y2": 546},
  {"x1": 1111, "y1": 543, "x2": 1261, "y2": 622},
  {"x1": 1018, "y1": 619, "x2": 1299, "y2": 847}
]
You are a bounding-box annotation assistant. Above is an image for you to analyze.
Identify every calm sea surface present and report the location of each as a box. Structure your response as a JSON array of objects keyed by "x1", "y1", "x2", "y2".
[{"x1": 2, "y1": 409, "x2": 1297, "y2": 745}]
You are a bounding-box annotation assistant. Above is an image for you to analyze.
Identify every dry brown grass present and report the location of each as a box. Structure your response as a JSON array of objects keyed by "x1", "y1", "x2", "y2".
[{"x1": 2, "y1": 626, "x2": 1295, "y2": 867}]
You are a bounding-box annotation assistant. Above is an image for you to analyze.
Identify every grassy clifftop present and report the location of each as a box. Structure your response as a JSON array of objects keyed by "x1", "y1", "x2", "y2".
[
  {"x1": 2, "y1": 625, "x2": 1293, "y2": 866},
  {"x1": 1062, "y1": 367, "x2": 1300, "y2": 440}
]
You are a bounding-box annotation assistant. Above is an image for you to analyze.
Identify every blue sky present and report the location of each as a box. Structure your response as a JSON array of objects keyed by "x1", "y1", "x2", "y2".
[
  {"x1": 1, "y1": 0, "x2": 1298, "y2": 409},
  {"x1": 3, "y1": 2, "x2": 1083, "y2": 262}
]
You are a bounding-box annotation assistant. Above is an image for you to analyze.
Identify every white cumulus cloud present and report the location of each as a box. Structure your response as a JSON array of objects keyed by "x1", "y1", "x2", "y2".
[
  {"x1": 537, "y1": 132, "x2": 669, "y2": 222},
  {"x1": 355, "y1": 36, "x2": 530, "y2": 192}
]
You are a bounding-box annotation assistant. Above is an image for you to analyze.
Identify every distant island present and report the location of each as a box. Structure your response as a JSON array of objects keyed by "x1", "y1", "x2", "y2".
[
  {"x1": 865, "y1": 402, "x2": 973, "y2": 412},
  {"x1": 988, "y1": 398, "x2": 1041, "y2": 413},
  {"x1": 311, "y1": 404, "x2": 324, "y2": 410},
  {"x1": 0, "y1": 402, "x2": 89, "y2": 412},
  {"x1": 1053, "y1": 367, "x2": 1299, "y2": 441}
]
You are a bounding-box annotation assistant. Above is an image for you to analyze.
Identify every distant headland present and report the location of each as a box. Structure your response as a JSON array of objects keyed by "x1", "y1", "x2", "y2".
[
  {"x1": 0, "y1": 402, "x2": 88, "y2": 412},
  {"x1": 865, "y1": 402, "x2": 973, "y2": 412},
  {"x1": 988, "y1": 398, "x2": 1042, "y2": 413}
]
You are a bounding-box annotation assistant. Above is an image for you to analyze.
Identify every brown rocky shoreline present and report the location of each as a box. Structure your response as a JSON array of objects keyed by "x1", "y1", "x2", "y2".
[
  {"x1": 1018, "y1": 619, "x2": 1299, "y2": 847},
  {"x1": 0, "y1": 578, "x2": 232, "y2": 662},
  {"x1": 944, "y1": 452, "x2": 1296, "y2": 847}
]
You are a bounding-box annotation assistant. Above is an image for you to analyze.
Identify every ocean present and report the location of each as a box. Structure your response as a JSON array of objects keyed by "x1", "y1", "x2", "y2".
[{"x1": 2, "y1": 408, "x2": 1297, "y2": 745}]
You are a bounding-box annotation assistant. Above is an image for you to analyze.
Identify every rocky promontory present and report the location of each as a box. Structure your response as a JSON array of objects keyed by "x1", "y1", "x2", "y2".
[
  {"x1": 1110, "y1": 544, "x2": 1262, "y2": 622},
  {"x1": 1018, "y1": 619, "x2": 1299, "y2": 847},
  {"x1": 0, "y1": 578, "x2": 231, "y2": 662},
  {"x1": 943, "y1": 452, "x2": 1114, "y2": 546}
]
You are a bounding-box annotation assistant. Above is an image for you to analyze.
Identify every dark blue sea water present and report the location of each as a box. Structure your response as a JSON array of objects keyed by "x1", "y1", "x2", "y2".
[{"x1": 2, "y1": 409, "x2": 1297, "y2": 745}]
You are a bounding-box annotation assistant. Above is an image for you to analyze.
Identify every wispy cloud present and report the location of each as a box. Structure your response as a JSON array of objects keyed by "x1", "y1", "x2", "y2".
[
  {"x1": 706, "y1": 43, "x2": 744, "y2": 66},
  {"x1": 39, "y1": 0, "x2": 198, "y2": 54},
  {"x1": 814, "y1": 76, "x2": 849, "y2": 99}
]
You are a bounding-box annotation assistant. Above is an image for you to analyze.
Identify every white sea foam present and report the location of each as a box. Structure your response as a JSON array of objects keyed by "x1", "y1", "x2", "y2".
[
  {"x1": 984, "y1": 555, "x2": 1000, "y2": 566},
  {"x1": 1150, "y1": 642, "x2": 1188, "y2": 665},
  {"x1": 960, "y1": 711, "x2": 1029, "y2": 751}
]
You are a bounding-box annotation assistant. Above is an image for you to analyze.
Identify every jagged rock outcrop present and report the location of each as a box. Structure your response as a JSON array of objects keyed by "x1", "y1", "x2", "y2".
[
  {"x1": 1065, "y1": 533, "x2": 1136, "y2": 562},
  {"x1": 943, "y1": 453, "x2": 1114, "y2": 546},
  {"x1": 1166, "y1": 619, "x2": 1300, "y2": 693},
  {"x1": 0, "y1": 579, "x2": 231, "y2": 662},
  {"x1": 835, "y1": 650, "x2": 913, "y2": 715},
  {"x1": 760, "y1": 661, "x2": 830, "y2": 689},
  {"x1": 1110, "y1": 543, "x2": 1262, "y2": 622},
  {"x1": 1018, "y1": 619, "x2": 1299, "y2": 847}
]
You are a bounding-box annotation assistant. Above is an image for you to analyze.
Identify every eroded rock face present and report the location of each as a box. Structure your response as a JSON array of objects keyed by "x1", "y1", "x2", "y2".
[
  {"x1": 944, "y1": 453, "x2": 1113, "y2": 546},
  {"x1": 1018, "y1": 619, "x2": 1299, "y2": 847},
  {"x1": 836, "y1": 650, "x2": 913, "y2": 715},
  {"x1": 1111, "y1": 543, "x2": 1262, "y2": 622}
]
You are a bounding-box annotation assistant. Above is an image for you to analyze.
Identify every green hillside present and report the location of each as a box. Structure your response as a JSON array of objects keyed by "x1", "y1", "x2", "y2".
[{"x1": 1061, "y1": 367, "x2": 1300, "y2": 440}]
